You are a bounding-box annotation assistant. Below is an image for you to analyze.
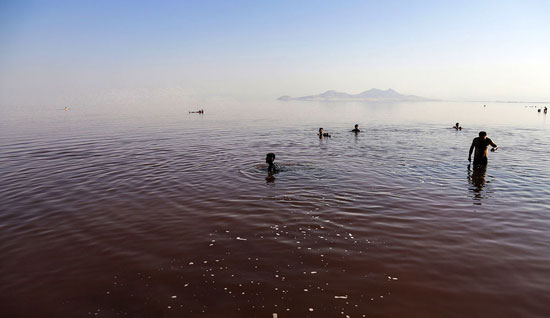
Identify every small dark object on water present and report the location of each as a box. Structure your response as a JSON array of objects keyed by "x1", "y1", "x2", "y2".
[
  {"x1": 351, "y1": 124, "x2": 360, "y2": 133},
  {"x1": 189, "y1": 109, "x2": 204, "y2": 114},
  {"x1": 454, "y1": 122, "x2": 462, "y2": 130}
]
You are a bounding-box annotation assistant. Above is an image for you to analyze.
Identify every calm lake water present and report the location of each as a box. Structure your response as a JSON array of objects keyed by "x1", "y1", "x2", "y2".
[{"x1": 1, "y1": 100, "x2": 549, "y2": 317}]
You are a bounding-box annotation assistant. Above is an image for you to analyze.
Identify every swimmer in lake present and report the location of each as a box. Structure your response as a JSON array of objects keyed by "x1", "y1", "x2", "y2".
[
  {"x1": 468, "y1": 131, "x2": 498, "y2": 166},
  {"x1": 454, "y1": 122, "x2": 462, "y2": 130},
  {"x1": 544, "y1": 107, "x2": 548, "y2": 114},
  {"x1": 265, "y1": 153, "x2": 280, "y2": 173},
  {"x1": 351, "y1": 124, "x2": 360, "y2": 133},
  {"x1": 318, "y1": 128, "x2": 331, "y2": 138}
]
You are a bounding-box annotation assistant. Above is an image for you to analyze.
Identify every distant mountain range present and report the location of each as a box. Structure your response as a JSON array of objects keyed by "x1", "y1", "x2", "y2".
[{"x1": 278, "y1": 88, "x2": 432, "y2": 101}]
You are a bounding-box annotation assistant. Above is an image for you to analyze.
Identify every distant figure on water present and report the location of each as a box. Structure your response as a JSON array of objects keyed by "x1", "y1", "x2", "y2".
[
  {"x1": 318, "y1": 128, "x2": 331, "y2": 138},
  {"x1": 544, "y1": 107, "x2": 548, "y2": 114},
  {"x1": 265, "y1": 153, "x2": 280, "y2": 173},
  {"x1": 189, "y1": 109, "x2": 204, "y2": 114},
  {"x1": 351, "y1": 124, "x2": 360, "y2": 133},
  {"x1": 454, "y1": 122, "x2": 462, "y2": 130},
  {"x1": 64, "y1": 107, "x2": 69, "y2": 111},
  {"x1": 538, "y1": 108, "x2": 541, "y2": 113},
  {"x1": 468, "y1": 131, "x2": 498, "y2": 166}
]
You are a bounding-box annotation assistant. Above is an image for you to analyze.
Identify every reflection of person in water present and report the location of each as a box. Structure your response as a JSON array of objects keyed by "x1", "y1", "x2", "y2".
[
  {"x1": 318, "y1": 128, "x2": 331, "y2": 138},
  {"x1": 468, "y1": 131, "x2": 498, "y2": 166},
  {"x1": 265, "y1": 153, "x2": 280, "y2": 173},
  {"x1": 351, "y1": 124, "x2": 360, "y2": 133},
  {"x1": 468, "y1": 163, "x2": 487, "y2": 200}
]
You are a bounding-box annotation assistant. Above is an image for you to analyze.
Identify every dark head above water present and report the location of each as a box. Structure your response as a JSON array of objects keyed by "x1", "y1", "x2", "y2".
[
  {"x1": 352, "y1": 124, "x2": 360, "y2": 132},
  {"x1": 266, "y1": 153, "x2": 275, "y2": 165}
]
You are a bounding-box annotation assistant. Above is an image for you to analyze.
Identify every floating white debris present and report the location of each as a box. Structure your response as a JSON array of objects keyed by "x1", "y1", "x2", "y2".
[
  {"x1": 334, "y1": 295, "x2": 348, "y2": 299},
  {"x1": 309, "y1": 308, "x2": 314, "y2": 312},
  {"x1": 273, "y1": 313, "x2": 278, "y2": 318},
  {"x1": 167, "y1": 306, "x2": 171, "y2": 309},
  {"x1": 171, "y1": 295, "x2": 177, "y2": 299},
  {"x1": 236, "y1": 237, "x2": 247, "y2": 241},
  {"x1": 310, "y1": 271, "x2": 317, "y2": 274},
  {"x1": 189, "y1": 262, "x2": 194, "y2": 265},
  {"x1": 304, "y1": 289, "x2": 309, "y2": 292}
]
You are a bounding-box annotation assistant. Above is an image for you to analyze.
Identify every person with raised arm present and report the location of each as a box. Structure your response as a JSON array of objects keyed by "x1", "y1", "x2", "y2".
[{"x1": 468, "y1": 131, "x2": 498, "y2": 166}]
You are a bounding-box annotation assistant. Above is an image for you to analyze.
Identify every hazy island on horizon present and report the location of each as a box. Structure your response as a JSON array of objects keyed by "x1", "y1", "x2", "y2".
[{"x1": 278, "y1": 88, "x2": 434, "y2": 102}]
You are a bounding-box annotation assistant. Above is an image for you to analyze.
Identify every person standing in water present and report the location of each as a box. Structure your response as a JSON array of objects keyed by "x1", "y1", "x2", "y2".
[
  {"x1": 351, "y1": 124, "x2": 360, "y2": 133},
  {"x1": 265, "y1": 153, "x2": 280, "y2": 173},
  {"x1": 468, "y1": 131, "x2": 498, "y2": 166}
]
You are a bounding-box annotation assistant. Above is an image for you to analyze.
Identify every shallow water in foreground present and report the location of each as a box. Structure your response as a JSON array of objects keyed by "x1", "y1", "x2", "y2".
[{"x1": 1, "y1": 101, "x2": 549, "y2": 317}]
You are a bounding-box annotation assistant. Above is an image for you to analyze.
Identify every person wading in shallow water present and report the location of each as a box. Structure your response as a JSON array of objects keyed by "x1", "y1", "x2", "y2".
[
  {"x1": 265, "y1": 153, "x2": 280, "y2": 173},
  {"x1": 468, "y1": 131, "x2": 498, "y2": 166},
  {"x1": 351, "y1": 124, "x2": 360, "y2": 133}
]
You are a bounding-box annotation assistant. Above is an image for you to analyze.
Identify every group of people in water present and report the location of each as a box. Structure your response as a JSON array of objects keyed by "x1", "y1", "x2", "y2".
[
  {"x1": 317, "y1": 124, "x2": 361, "y2": 139},
  {"x1": 266, "y1": 123, "x2": 498, "y2": 175},
  {"x1": 537, "y1": 106, "x2": 548, "y2": 114}
]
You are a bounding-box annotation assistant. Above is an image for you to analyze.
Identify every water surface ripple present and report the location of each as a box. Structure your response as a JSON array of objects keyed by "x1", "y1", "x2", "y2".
[{"x1": 1, "y1": 102, "x2": 549, "y2": 317}]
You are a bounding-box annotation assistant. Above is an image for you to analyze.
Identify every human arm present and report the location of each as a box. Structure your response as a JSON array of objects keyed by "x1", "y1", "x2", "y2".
[
  {"x1": 488, "y1": 138, "x2": 498, "y2": 151},
  {"x1": 468, "y1": 140, "x2": 475, "y2": 161}
]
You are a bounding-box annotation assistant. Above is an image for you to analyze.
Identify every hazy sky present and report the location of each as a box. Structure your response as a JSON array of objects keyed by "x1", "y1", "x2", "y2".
[{"x1": 1, "y1": 0, "x2": 549, "y2": 106}]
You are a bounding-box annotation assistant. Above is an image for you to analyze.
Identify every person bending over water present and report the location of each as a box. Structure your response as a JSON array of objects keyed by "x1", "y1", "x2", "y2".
[
  {"x1": 265, "y1": 153, "x2": 280, "y2": 173},
  {"x1": 468, "y1": 131, "x2": 498, "y2": 166},
  {"x1": 351, "y1": 124, "x2": 360, "y2": 133},
  {"x1": 318, "y1": 128, "x2": 331, "y2": 138},
  {"x1": 454, "y1": 122, "x2": 462, "y2": 130}
]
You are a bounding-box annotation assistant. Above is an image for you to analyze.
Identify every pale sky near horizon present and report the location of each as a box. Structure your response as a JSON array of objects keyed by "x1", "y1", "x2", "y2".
[{"x1": 1, "y1": 0, "x2": 549, "y2": 106}]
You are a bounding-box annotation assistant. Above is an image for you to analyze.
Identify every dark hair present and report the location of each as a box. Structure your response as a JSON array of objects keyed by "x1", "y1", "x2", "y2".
[
  {"x1": 266, "y1": 153, "x2": 275, "y2": 160},
  {"x1": 479, "y1": 131, "x2": 487, "y2": 137},
  {"x1": 319, "y1": 128, "x2": 323, "y2": 132},
  {"x1": 355, "y1": 124, "x2": 358, "y2": 127}
]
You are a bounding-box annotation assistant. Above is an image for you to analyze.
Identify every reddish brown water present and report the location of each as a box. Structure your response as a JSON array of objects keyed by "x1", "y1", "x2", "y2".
[{"x1": 1, "y1": 101, "x2": 549, "y2": 317}]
